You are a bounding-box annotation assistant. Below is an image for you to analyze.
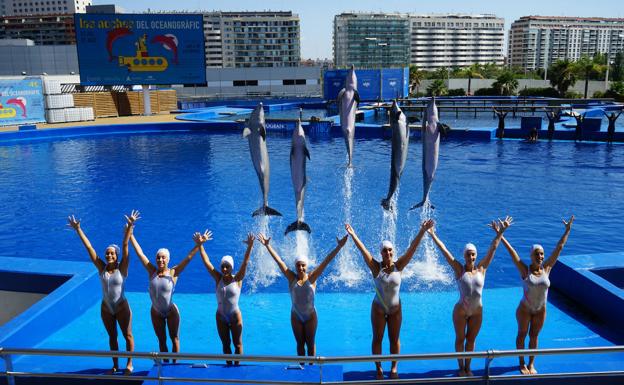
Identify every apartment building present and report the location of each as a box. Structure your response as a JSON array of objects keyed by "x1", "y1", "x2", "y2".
[
  {"x1": 1, "y1": 0, "x2": 91, "y2": 16},
  {"x1": 508, "y1": 16, "x2": 624, "y2": 71}
]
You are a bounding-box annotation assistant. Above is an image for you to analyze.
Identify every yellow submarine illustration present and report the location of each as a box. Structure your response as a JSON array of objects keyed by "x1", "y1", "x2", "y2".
[
  {"x1": 0, "y1": 107, "x2": 17, "y2": 119},
  {"x1": 118, "y1": 34, "x2": 168, "y2": 72}
]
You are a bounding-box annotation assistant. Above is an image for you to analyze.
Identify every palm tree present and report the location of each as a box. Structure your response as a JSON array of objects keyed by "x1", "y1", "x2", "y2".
[
  {"x1": 549, "y1": 60, "x2": 577, "y2": 97},
  {"x1": 575, "y1": 55, "x2": 604, "y2": 98},
  {"x1": 462, "y1": 63, "x2": 484, "y2": 95},
  {"x1": 427, "y1": 79, "x2": 448, "y2": 96},
  {"x1": 493, "y1": 71, "x2": 519, "y2": 96},
  {"x1": 409, "y1": 65, "x2": 424, "y2": 96}
]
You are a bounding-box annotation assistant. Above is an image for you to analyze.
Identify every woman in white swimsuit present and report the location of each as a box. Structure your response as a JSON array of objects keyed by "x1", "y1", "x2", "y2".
[
  {"x1": 257, "y1": 232, "x2": 348, "y2": 359},
  {"x1": 67, "y1": 210, "x2": 139, "y2": 375},
  {"x1": 499, "y1": 215, "x2": 574, "y2": 375},
  {"x1": 197, "y1": 231, "x2": 254, "y2": 365},
  {"x1": 345, "y1": 220, "x2": 433, "y2": 380},
  {"x1": 428, "y1": 216, "x2": 512, "y2": 377},
  {"x1": 131, "y1": 228, "x2": 207, "y2": 360}
]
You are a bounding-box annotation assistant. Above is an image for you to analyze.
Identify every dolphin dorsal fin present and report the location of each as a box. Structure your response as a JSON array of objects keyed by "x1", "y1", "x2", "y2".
[{"x1": 243, "y1": 127, "x2": 251, "y2": 138}]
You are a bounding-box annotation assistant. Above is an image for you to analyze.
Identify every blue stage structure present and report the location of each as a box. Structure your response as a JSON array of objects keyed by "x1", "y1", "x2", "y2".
[{"x1": 323, "y1": 68, "x2": 409, "y2": 101}]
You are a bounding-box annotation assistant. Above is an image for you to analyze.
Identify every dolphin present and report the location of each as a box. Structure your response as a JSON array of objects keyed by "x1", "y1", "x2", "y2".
[
  {"x1": 285, "y1": 120, "x2": 311, "y2": 234},
  {"x1": 243, "y1": 103, "x2": 282, "y2": 217},
  {"x1": 336, "y1": 65, "x2": 360, "y2": 167},
  {"x1": 381, "y1": 101, "x2": 410, "y2": 211},
  {"x1": 411, "y1": 97, "x2": 441, "y2": 210}
]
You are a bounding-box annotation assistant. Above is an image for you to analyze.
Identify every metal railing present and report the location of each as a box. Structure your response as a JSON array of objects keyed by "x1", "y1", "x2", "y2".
[{"x1": 1, "y1": 345, "x2": 623, "y2": 385}]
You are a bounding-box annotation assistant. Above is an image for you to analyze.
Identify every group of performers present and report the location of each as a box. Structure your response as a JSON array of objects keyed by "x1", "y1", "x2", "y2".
[{"x1": 68, "y1": 210, "x2": 574, "y2": 379}]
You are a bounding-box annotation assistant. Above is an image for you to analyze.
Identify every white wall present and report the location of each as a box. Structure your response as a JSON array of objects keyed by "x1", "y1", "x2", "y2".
[{"x1": 417, "y1": 78, "x2": 613, "y2": 96}]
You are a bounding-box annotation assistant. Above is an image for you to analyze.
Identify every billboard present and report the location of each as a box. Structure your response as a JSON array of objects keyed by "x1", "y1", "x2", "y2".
[
  {"x1": 323, "y1": 68, "x2": 408, "y2": 101},
  {"x1": 0, "y1": 77, "x2": 45, "y2": 127},
  {"x1": 75, "y1": 14, "x2": 206, "y2": 86}
]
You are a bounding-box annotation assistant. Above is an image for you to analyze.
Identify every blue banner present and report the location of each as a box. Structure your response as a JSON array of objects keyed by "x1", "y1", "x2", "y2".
[
  {"x1": 0, "y1": 77, "x2": 45, "y2": 127},
  {"x1": 75, "y1": 14, "x2": 206, "y2": 86},
  {"x1": 323, "y1": 68, "x2": 408, "y2": 101},
  {"x1": 381, "y1": 69, "x2": 406, "y2": 101}
]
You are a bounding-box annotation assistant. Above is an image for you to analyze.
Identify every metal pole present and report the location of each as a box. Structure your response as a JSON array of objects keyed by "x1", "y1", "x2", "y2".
[
  {"x1": 143, "y1": 84, "x2": 152, "y2": 116},
  {"x1": 1, "y1": 352, "x2": 16, "y2": 385}
]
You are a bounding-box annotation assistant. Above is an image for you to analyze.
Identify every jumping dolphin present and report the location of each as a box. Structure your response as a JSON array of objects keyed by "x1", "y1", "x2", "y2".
[
  {"x1": 411, "y1": 97, "x2": 441, "y2": 210},
  {"x1": 337, "y1": 65, "x2": 360, "y2": 167},
  {"x1": 285, "y1": 120, "x2": 311, "y2": 234},
  {"x1": 243, "y1": 103, "x2": 282, "y2": 217},
  {"x1": 381, "y1": 101, "x2": 409, "y2": 211}
]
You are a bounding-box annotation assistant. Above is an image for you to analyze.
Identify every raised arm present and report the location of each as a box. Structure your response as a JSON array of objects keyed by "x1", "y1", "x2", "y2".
[
  {"x1": 500, "y1": 236, "x2": 527, "y2": 278},
  {"x1": 309, "y1": 235, "x2": 348, "y2": 284},
  {"x1": 395, "y1": 220, "x2": 434, "y2": 271},
  {"x1": 478, "y1": 216, "x2": 513, "y2": 271},
  {"x1": 195, "y1": 230, "x2": 219, "y2": 282},
  {"x1": 234, "y1": 233, "x2": 255, "y2": 282},
  {"x1": 171, "y1": 239, "x2": 202, "y2": 278},
  {"x1": 544, "y1": 215, "x2": 574, "y2": 271},
  {"x1": 119, "y1": 210, "x2": 140, "y2": 276},
  {"x1": 67, "y1": 215, "x2": 104, "y2": 273},
  {"x1": 427, "y1": 225, "x2": 462, "y2": 278},
  {"x1": 130, "y1": 234, "x2": 155, "y2": 275},
  {"x1": 257, "y1": 233, "x2": 295, "y2": 282},
  {"x1": 345, "y1": 224, "x2": 379, "y2": 276}
]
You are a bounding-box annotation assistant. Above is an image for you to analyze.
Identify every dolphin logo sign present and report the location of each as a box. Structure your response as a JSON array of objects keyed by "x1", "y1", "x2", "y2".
[{"x1": 363, "y1": 81, "x2": 370, "y2": 87}]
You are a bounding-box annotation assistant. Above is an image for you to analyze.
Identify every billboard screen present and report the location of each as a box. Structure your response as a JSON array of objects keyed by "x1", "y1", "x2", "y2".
[
  {"x1": 75, "y1": 14, "x2": 206, "y2": 86},
  {"x1": 0, "y1": 77, "x2": 45, "y2": 127}
]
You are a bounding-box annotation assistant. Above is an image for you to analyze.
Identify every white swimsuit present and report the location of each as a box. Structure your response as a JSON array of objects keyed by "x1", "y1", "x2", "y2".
[
  {"x1": 290, "y1": 279, "x2": 316, "y2": 323},
  {"x1": 100, "y1": 269, "x2": 127, "y2": 314},
  {"x1": 373, "y1": 264, "x2": 401, "y2": 314},
  {"x1": 521, "y1": 270, "x2": 550, "y2": 313},
  {"x1": 149, "y1": 272, "x2": 176, "y2": 317},
  {"x1": 457, "y1": 269, "x2": 484, "y2": 316}
]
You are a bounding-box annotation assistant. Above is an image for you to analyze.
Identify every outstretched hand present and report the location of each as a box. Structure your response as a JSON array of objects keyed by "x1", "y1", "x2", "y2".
[
  {"x1": 563, "y1": 215, "x2": 575, "y2": 230},
  {"x1": 193, "y1": 229, "x2": 213, "y2": 245},
  {"x1": 420, "y1": 219, "x2": 435, "y2": 232},
  {"x1": 67, "y1": 215, "x2": 80, "y2": 230},
  {"x1": 256, "y1": 233, "x2": 270, "y2": 246},
  {"x1": 243, "y1": 233, "x2": 255, "y2": 247},
  {"x1": 125, "y1": 210, "x2": 141, "y2": 226},
  {"x1": 489, "y1": 215, "x2": 513, "y2": 234},
  {"x1": 344, "y1": 223, "x2": 355, "y2": 237},
  {"x1": 336, "y1": 234, "x2": 348, "y2": 247}
]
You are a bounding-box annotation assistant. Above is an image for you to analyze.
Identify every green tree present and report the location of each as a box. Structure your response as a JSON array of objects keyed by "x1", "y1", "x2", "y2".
[
  {"x1": 549, "y1": 60, "x2": 577, "y2": 96},
  {"x1": 611, "y1": 52, "x2": 624, "y2": 82},
  {"x1": 575, "y1": 55, "x2": 604, "y2": 98},
  {"x1": 462, "y1": 63, "x2": 484, "y2": 95},
  {"x1": 409, "y1": 65, "x2": 425, "y2": 96},
  {"x1": 433, "y1": 67, "x2": 449, "y2": 80},
  {"x1": 427, "y1": 79, "x2": 448, "y2": 96},
  {"x1": 480, "y1": 62, "x2": 502, "y2": 79},
  {"x1": 492, "y1": 71, "x2": 519, "y2": 96}
]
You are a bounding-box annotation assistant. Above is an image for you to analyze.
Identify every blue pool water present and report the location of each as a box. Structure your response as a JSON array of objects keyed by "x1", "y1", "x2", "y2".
[{"x1": 1, "y1": 132, "x2": 624, "y2": 294}]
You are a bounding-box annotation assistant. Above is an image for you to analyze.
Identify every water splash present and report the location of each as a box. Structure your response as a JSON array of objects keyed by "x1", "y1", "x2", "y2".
[
  {"x1": 380, "y1": 187, "x2": 399, "y2": 245},
  {"x1": 326, "y1": 167, "x2": 366, "y2": 288},
  {"x1": 403, "y1": 200, "x2": 453, "y2": 290},
  {"x1": 248, "y1": 215, "x2": 280, "y2": 291}
]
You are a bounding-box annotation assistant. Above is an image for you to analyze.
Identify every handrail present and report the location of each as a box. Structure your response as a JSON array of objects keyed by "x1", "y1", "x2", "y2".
[{"x1": 1, "y1": 345, "x2": 623, "y2": 384}]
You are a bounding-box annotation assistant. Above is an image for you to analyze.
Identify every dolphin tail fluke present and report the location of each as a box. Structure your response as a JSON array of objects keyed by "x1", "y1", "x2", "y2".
[
  {"x1": 381, "y1": 198, "x2": 394, "y2": 212},
  {"x1": 252, "y1": 205, "x2": 283, "y2": 217},
  {"x1": 409, "y1": 200, "x2": 435, "y2": 211},
  {"x1": 284, "y1": 220, "x2": 312, "y2": 235}
]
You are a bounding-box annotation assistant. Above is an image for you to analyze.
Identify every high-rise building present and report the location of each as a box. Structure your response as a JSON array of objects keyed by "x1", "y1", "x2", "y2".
[
  {"x1": 333, "y1": 13, "x2": 504, "y2": 70},
  {"x1": 1, "y1": 0, "x2": 91, "y2": 16},
  {"x1": 333, "y1": 13, "x2": 410, "y2": 69},
  {"x1": 508, "y1": 16, "x2": 624, "y2": 71},
  {"x1": 202, "y1": 11, "x2": 300, "y2": 68},
  {"x1": 0, "y1": 14, "x2": 76, "y2": 44},
  {"x1": 410, "y1": 14, "x2": 504, "y2": 70}
]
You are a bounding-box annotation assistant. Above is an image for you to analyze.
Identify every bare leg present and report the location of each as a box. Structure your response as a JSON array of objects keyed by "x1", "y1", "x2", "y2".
[
  {"x1": 464, "y1": 311, "x2": 483, "y2": 376},
  {"x1": 230, "y1": 311, "x2": 244, "y2": 365},
  {"x1": 150, "y1": 307, "x2": 169, "y2": 359},
  {"x1": 166, "y1": 305, "x2": 181, "y2": 363},
  {"x1": 290, "y1": 311, "x2": 307, "y2": 358},
  {"x1": 216, "y1": 312, "x2": 233, "y2": 365},
  {"x1": 303, "y1": 311, "x2": 318, "y2": 361},
  {"x1": 115, "y1": 300, "x2": 134, "y2": 374},
  {"x1": 516, "y1": 304, "x2": 531, "y2": 375},
  {"x1": 101, "y1": 302, "x2": 119, "y2": 373},
  {"x1": 527, "y1": 308, "x2": 546, "y2": 374},
  {"x1": 386, "y1": 303, "x2": 402, "y2": 379},
  {"x1": 370, "y1": 302, "x2": 387, "y2": 380},
  {"x1": 452, "y1": 303, "x2": 467, "y2": 376}
]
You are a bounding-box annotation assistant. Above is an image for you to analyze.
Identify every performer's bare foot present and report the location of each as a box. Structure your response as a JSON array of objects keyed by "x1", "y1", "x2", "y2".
[
  {"x1": 519, "y1": 365, "x2": 530, "y2": 375},
  {"x1": 105, "y1": 367, "x2": 117, "y2": 375},
  {"x1": 457, "y1": 369, "x2": 466, "y2": 377},
  {"x1": 375, "y1": 369, "x2": 384, "y2": 380},
  {"x1": 123, "y1": 366, "x2": 133, "y2": 376},
  {"x1": 528, "y1": 364, "x2": 538, "y2": 374},
  {"x1": 465, "y1": 369, "x2": 474, "y2": 377},
  {"x1": 389, "y1": 371, "x2": 399, "y2": 379}
]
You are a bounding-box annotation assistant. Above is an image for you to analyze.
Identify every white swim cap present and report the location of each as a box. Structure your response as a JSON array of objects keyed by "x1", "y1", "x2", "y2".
[
  {"x1": 294, "y1": 255, "x2": 309, "y2": 266},
  {"x1": 156, "y1": 248, "x2": 170, "y2": 261},
  {"x1": 380, "y1": 240, "x2": 394, "y2": 252},
  {"x1": 464, "y1": 243, "x2": 477, "y2": 255},
  {"x1": 531, "y1": 244, "x2": 544, "y2": 254},
  {"x1": 106, "y1": 244, "x2": 120, "y2": 257},
  {"x1": 221, "y1": 255, "x2": 234, "y2": 269}
]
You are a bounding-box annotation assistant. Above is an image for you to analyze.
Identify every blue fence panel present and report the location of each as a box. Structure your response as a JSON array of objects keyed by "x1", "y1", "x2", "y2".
[
  {"x1": 75, "y1": 13, "x2": 206, "y2": 86},
  {"x1": 381, "y1": 68, "x2": 407, "y2": 100},
  {"x1": 0, "y1": 77, "x2": 45, "y2": 127},
  {"x1": 323, "y1": 69, "x2": 349, "y2": 101},
  {"x1": 324, "y1": 68, "x2": 408, "y2": 101}
]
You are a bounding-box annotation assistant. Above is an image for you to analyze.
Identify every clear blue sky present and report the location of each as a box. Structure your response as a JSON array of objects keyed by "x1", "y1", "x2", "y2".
[{"x1": 97, "y1": 0, "x2": 624, "y2": 59}]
